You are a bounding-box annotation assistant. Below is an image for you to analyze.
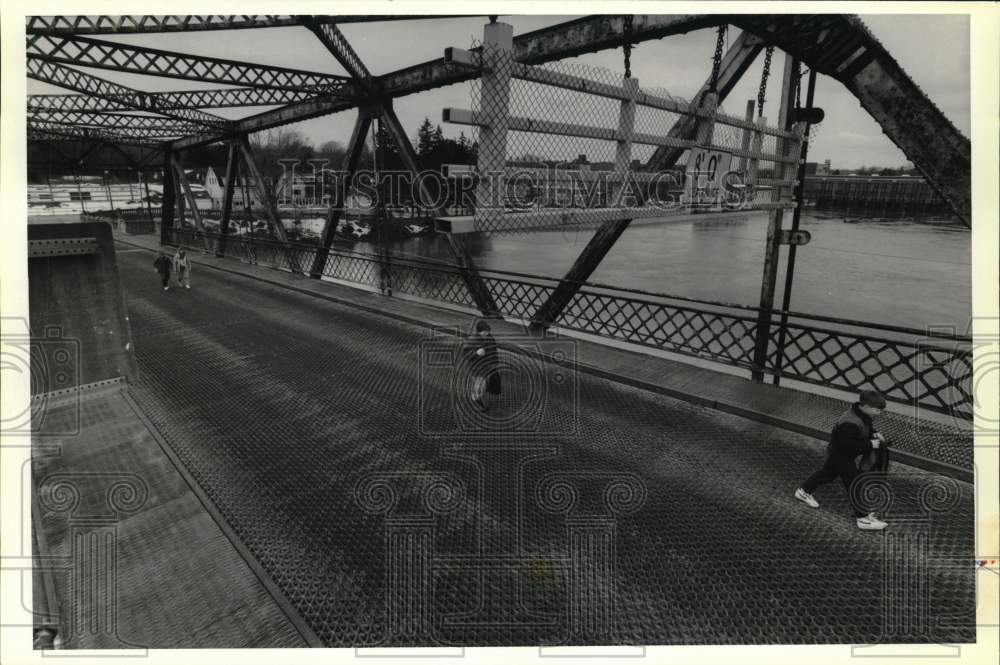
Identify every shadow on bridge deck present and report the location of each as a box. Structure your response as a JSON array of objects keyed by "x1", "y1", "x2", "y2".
[{"x1": 33, "y1": 230, "x2": 977, "y2": 648}]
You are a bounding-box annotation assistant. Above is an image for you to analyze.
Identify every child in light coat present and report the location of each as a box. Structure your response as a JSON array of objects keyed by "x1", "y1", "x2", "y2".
[{"x1": 173, "y1": 247, "x2": 192, "y2": 289}]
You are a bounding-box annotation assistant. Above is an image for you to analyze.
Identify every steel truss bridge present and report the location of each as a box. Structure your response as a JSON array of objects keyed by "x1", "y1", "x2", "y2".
[
  {"x1": 27, "y1": 14, "x2": 970, "y2": 224},
  {"x1": 24, "y1": 16, "x2": 978, "y2": 648},
  {"x1": 26, "y1": 13, "x2": 973, "y2": 399}
]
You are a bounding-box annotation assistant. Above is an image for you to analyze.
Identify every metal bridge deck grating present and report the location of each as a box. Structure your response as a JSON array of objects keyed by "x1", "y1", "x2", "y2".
[{"x1": 116, "y1": 249, "x2": 975, "y2": 647}]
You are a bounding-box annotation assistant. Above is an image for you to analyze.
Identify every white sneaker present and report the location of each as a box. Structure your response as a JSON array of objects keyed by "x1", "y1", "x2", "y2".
[
  {"x1": 164, "y1": 286, "x2": 169, "y2": 291},
  {"x1": 868, "y1": 513, "x2": 888, "y2": 528},
  {"x1": 857, "y1": 513, "x2": 888, "y2": 530},
  {"x1": 185, "y1": 285, "x2": 191, "y2": 289},
  {"x1": 795, "y1": 488, "x2": 819, "y2": 508}
]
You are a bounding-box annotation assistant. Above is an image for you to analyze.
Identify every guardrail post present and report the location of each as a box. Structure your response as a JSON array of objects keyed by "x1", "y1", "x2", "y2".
[
  {"x1": 473, "y1": 21, "x2": 514, "y2": 232},
  {"x1": 610, "y1": 76, "x2": 639, "y2": 203},
  {"x1": 736, "y1": 99, "x2": 756, "y2": 174},
  {"x1": 746, "y1": 116, "x2": 767, "y2": 207}
]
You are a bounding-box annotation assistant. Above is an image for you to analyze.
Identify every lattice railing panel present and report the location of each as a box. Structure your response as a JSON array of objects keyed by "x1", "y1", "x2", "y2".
[
  {"x1": 766, "y1": 323, "x2": 974, "y2": 419},
  {"x1": 387, "y1": 264, "x2": 477, "y2": 308},
  {"x1": 156, "y1": 229, "x2": 973, "y2": 420}
]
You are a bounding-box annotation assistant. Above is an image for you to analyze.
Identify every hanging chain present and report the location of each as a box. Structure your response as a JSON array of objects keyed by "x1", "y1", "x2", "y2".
[
  {"x1": 622, "y1": 15, "x2": 634, "y2": 79},
  {"x1": 709, "y1": 25, "x2": 728, "y2": 91},
  {"x1": 757, "y1": 45, "x2": 775, "y2": 118}
]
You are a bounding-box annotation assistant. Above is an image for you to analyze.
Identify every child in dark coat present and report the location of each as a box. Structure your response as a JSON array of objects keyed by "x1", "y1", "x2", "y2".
[
  {"x1": 153, "y1": 251, "x2": 172, "y2": 290},
  {"x1": 795, "y1": 390, "x2": 890, "y2": 530},
  {"x1": 464, "y1": 320, "x2": 501, "y2": 410}
]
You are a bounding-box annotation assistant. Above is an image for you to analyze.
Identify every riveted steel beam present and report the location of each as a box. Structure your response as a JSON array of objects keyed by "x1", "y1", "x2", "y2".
[
  {"x1": 311, "y1": 112, "x2": 372, "y2": 278},
  {"x1": 728, "y1": 13, "x2": 970, "y2": 227},
  {"x1": 27, "y1": 59, "x2": 229, "y2": 129},
  {"x1": 304, "y1": 19, "x2": 372, "y2": 85},
  {"x1": 25, "y1": 15, "x2": 479, "y2": 35},
  {"x1": 169, "y1": 15, "x2": 718, "y2": 150},
  {"x1": 28, "y1": 87, "x2": 325, "y2": 113},
  {"x1": 161, "y1": 8, "x2": 970, "y2": 226},
  {"x1": 30, "y1": 119, "x2": 182, "y2": 140},
  {"x1": 28, "y1": 124, "x2": 165, "y2": 147},
  {"x1": 32, "y1": 110, "x2": 206, "y2": 134},
  {"x1": 27, "y1": 33, "x2": 358, "y2": 94}
]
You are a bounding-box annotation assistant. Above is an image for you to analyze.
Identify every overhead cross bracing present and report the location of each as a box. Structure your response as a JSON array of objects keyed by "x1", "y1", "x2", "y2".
[
  {"x1": 28, "y1": 88, "x2": 325, "y2": 113},
  {"x1": 26, "y1": 34, "x2": 359, "y2": 95},
  {"x1": 35, "y1": 111, "x2": 205, "y2": 134},
  {"x1": 26, "y1": 13, "x2": 971, "y2": 226},
  {"x1": 24, "y1": 14, "x2": 481, "y2": 36},
  {"x1": 27, "y1": 59, "x2": 229, "y2": 128},
  {"x1": 28, "y1": 123, "x2": 169, "y2": 147}
]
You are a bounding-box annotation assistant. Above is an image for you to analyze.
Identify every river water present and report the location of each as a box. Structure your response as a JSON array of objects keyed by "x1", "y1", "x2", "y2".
[
  {"x1": 49, "y1": 193, "x2": 970, "y2": 331},
  {"x1": 352, "y1": 209, "x2": 972, "y2": 332}
]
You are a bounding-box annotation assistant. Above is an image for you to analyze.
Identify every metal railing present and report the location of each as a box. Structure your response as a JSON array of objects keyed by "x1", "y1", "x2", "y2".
[
  {"x1": 162, "y1": 228, "x2": 973, "y2": 420},
  {"x1": 82, "y1": 206, "x2": 161, "y2": 234}
]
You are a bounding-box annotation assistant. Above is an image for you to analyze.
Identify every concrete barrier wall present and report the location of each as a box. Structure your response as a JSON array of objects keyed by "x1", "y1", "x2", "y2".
[{"x1": 28, "y1": 222, "x2": 138, "y2": 393}]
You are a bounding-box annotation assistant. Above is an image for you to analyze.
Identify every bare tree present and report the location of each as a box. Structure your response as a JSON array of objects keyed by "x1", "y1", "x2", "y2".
[{"x1": 248, "y1": 128, "x2": 315, "y2": 203}]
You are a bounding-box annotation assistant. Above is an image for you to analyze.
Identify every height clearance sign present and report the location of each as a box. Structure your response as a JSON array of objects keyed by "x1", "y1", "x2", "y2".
[{"x1": 685, "y1": 148, "x2": 734, "y2": 208}]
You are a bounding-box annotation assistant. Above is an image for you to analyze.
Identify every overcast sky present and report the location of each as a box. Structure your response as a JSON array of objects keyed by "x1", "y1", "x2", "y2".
[{"x1": 27, "y1": 14, "x2": 970, "y2": 170}]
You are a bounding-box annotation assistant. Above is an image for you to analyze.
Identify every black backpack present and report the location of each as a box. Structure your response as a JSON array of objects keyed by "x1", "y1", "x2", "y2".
[{"x1": 858, "y1": 443, "x2": 891, "y2": 473}]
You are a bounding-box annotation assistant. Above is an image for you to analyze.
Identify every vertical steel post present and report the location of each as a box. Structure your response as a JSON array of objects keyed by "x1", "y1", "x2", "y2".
[
  {"x1": 374, "y1": 116, "x2": 392, "y2": 296},
  {"x1": 103, "y1": 170, "x2": 115, "y2": 215},
  {"x1": 217, "y1": 141, "x2": 239, "y2": 258},
  {"x1": 171, "y1": 153, "x2": 209, "y2": 251},
  {"x1": 160, "y1": 155, "x2": 175, "y2": 245},
  {"x1": 141, "y1": 170, "x2": 153, "y2": 224},
  {"x1": 751, "y1": 55, "x2": 797, "y2": 383},
  {"x1": 773, "y1": 68, "x2": 817, "y2": 385},
  {"x1": 175, "y1": 162, "x2": 186, "y2": 232}
]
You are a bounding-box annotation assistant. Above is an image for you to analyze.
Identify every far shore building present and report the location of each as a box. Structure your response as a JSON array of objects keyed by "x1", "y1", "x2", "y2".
[{"x1": 202, "y1": 166, "x2": 264, "y2": 211}]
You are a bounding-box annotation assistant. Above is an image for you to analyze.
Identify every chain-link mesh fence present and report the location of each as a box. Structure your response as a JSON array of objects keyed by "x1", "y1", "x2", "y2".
[{"x1": 451, "y1": 43, "x2": 803, "y2": 236}]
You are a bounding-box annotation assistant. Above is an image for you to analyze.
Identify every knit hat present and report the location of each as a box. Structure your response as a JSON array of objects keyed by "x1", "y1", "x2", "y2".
[{"x1": 859, "y1": 390, "x2": 887, "y2": 409}]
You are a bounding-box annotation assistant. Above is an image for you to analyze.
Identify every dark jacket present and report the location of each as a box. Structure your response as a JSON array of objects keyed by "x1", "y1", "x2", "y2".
[
  {"x1": 830, "y1": 404, "x2": 874, "y2": 457},
  {"x1": 153, "y1": 255, "x2": 171, "y2": 274},
  {"x1": 829, "y1": 403, "x2": 890, "y2": 472}
]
